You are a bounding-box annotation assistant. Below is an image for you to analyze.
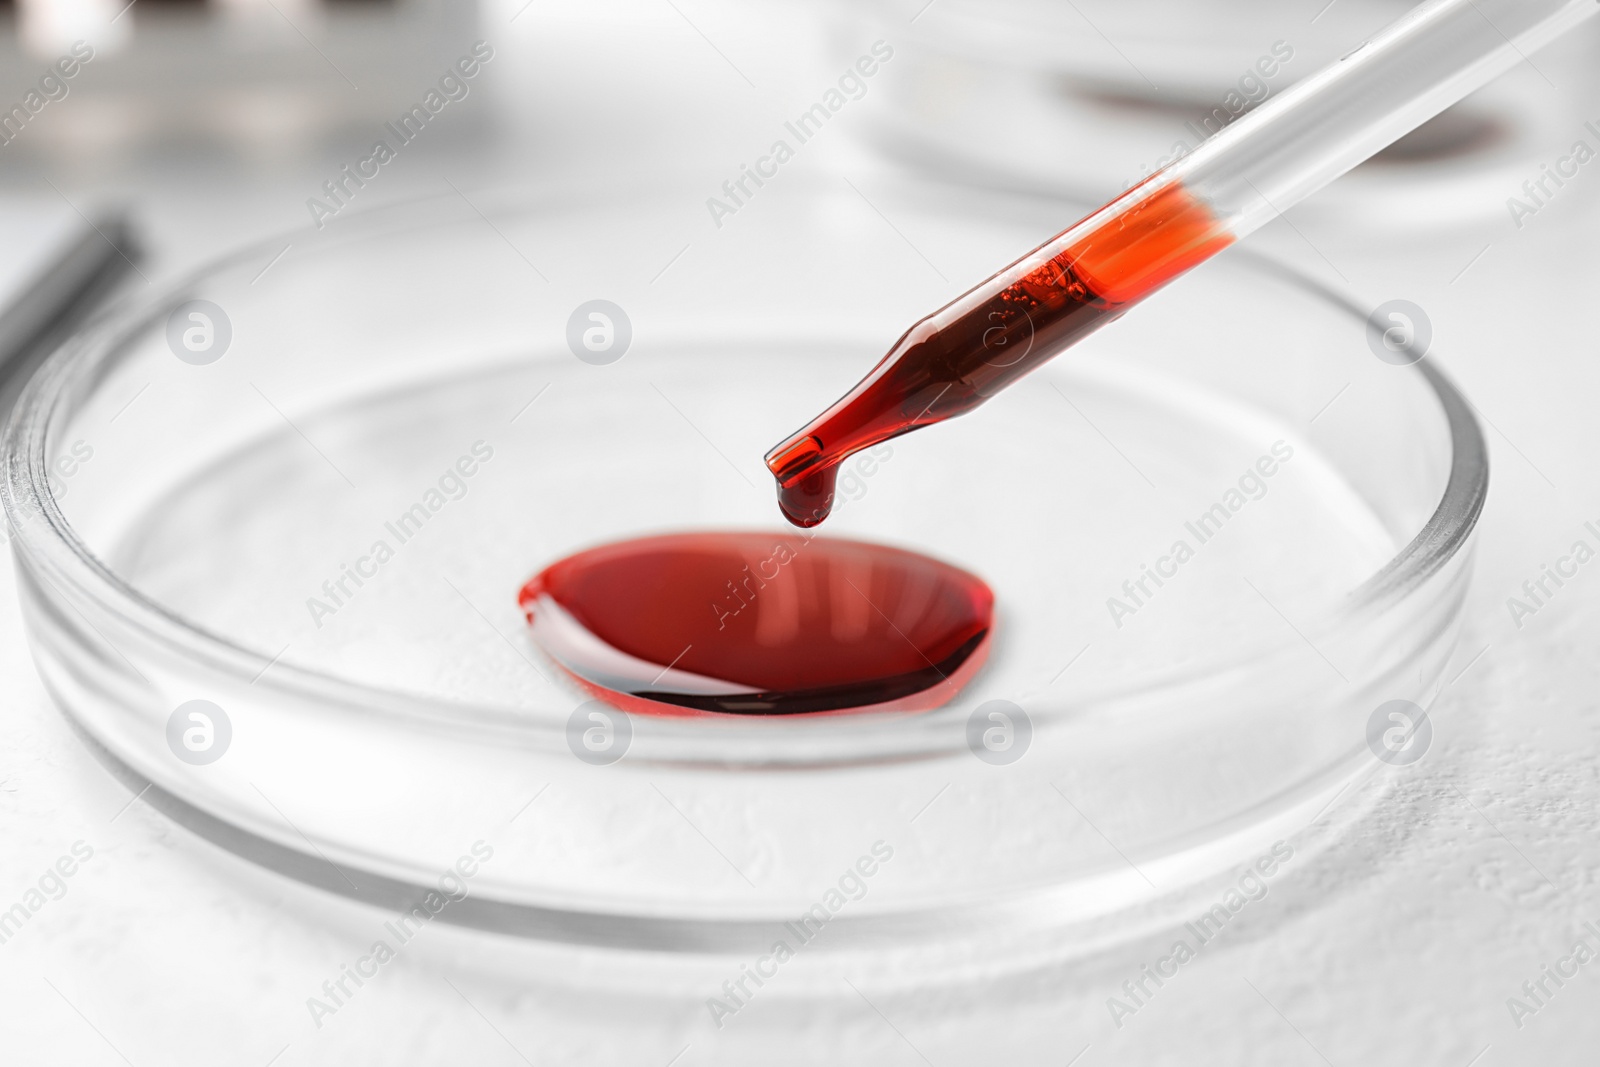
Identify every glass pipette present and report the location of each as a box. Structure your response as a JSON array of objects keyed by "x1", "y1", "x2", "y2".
[{"x1": 766, "y1": 0, "x2": 1600, "y2": 527}]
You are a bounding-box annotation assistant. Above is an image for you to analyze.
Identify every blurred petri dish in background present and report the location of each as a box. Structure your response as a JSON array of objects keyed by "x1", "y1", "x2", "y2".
[
  {"x1": 1, "y1": 174, "x2": 1483, "y2": 964},
  {"x1": 837, "y1": 0, "x2": 1600, "y2": 234}
]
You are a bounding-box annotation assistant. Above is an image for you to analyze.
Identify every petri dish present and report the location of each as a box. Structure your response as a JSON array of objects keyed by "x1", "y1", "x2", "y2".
[{"x1": 1, "y1": 175, "x2": 1484, "y2": 959}]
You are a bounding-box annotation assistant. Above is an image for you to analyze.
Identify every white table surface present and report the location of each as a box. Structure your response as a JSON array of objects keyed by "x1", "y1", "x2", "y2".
[{"x1": 3, "y1": 2, "x2": 1600, "y2": 1064}]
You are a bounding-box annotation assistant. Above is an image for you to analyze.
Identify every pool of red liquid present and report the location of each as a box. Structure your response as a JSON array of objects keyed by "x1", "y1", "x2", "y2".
[{"x1": 518, "y1": 531, "x2": 994, "y2": 716}]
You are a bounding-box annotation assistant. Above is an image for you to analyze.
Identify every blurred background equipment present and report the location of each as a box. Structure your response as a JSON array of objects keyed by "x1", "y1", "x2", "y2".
[
  {"x1": 837, "y1": 0, "x2": 1600, "y2": 232},
  {"x1": 0, "y1": 200, "x2": 135, "y2": 416},
  {"x1": 1, "y1": 0, "x2": 485, "y2": 173}
]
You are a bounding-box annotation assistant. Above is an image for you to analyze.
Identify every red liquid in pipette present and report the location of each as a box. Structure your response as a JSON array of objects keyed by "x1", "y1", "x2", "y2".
[
  {"x1": 519, "y1": 532, "x2": 993, "y2": 716},
  {"x1": 766, "y1": 179, "x2": 1233, "y2": 527}
]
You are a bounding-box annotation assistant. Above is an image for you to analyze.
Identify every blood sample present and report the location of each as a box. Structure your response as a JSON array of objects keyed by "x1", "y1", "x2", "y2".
[
  {"x1": 765, "y1": 180, "x2": 1232, "y2": 527},
  {"x1": 519, "y1": 531, "x2": 993, "y2": 716}
]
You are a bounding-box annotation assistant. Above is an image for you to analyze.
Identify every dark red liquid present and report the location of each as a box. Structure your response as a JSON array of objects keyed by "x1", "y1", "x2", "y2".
[
  {"x1": 519, "y1": 532, "x2": 993, "y2": 716},
  {"x1": 767, "y1": 179, "x2": 1233, "y2": 527}
]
